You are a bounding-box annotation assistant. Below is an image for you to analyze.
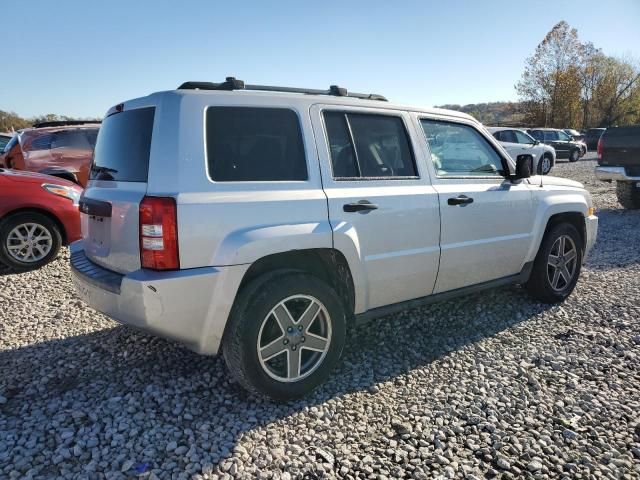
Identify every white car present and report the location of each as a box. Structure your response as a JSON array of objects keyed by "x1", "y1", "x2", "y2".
[
  {"x1": 71, "y1": 78, "x2": 598, "y2": 400},
  {"x1": 487, "y1": 127, "x2": 556, "y2": 175}
]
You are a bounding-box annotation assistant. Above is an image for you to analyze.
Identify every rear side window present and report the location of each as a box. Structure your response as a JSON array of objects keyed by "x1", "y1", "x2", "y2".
[
  {"x1": 323, "y1": 111, "x2": 417, "y2": 179},
  {"x1": 51, "y1": 130, "x2": 93, "y2": 150},
  {"x1": 29, "y1": 134, "x2": 53, "y2": 151},
  {"x1": 206, "y1": 107, "x2": 307, "y2": 182},
  {"x1": 500, "y1": 130, "x2": 517, "y2": 143},
  {"x1": 91, "y1": 107, "x2": 155, "y2": 182}
]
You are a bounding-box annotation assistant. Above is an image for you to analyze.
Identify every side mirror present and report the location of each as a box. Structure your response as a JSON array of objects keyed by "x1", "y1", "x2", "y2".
[
  {"x1": 533, "y1": 140, "x2": 540, "y2": 145},
  {"x1": 513, "y1": 154, "x2": 533, "y2": 179}
]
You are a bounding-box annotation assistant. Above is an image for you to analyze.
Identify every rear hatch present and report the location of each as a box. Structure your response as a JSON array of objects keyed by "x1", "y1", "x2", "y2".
[
  {"x1": 600, "y1": 125, "x2": 640, "y2": 172},
  {"x1": 81, "y1": 106, "x2": 155, "y2": 274}
]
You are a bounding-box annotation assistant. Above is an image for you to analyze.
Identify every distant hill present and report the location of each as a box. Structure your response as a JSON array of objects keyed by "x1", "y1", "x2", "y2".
[{"x1": 435, "y1": 102, "x2": 527, "y2": 127}]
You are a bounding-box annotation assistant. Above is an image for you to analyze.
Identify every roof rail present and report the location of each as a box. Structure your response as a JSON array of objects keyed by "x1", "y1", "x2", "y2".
[
  {"x1": 177, "y1": 77, "x2": 388, "y2": 101},
  {"x1": 33, "y1": 120, "x2": 101, "y2": 129}
]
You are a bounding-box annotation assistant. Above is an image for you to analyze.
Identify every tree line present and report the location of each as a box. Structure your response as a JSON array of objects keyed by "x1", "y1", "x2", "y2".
[
  {"x1": 0, "y1": 111, "x2": 100, "y2": 133},
  {"x1": 516, "y1": 21, "x2": 639, "y2": 129}
]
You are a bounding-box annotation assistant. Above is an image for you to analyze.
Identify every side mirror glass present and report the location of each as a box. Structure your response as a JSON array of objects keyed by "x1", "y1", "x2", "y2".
[{"x1": 514, "y1": 154, "x2": 533, "y2": 179}]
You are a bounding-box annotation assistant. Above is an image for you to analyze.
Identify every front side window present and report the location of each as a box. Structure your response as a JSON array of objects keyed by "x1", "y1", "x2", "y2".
[
  {"x1": 206, "y1": 107, "x2": 307, "y2": 182},
  {"x1": 421, "y1": 119, "x2": 505, "y2": 177},
  {"x1": 29, "y1": 134, "x2": 53, "y2": 151},
  {"x1": 323, "y1": 111, "x2": 417, "y2": 179},
  {"x1": 543, "y1": 131, "x2": 558, "y2": 142},
  {"x1": 514, "y1": 130, "x2": 535, "y2": 144},
  {"x1": 51, "y1": 130, "x2": 93, "y2": 150},
  {"x1": 557, "y1": 131, "x2": 571, "y2": 141}
]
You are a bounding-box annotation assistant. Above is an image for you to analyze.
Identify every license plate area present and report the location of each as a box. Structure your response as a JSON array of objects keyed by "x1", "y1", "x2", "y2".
[{"x1": 86, "y1": 215, "x2": 111, "y2": 257}]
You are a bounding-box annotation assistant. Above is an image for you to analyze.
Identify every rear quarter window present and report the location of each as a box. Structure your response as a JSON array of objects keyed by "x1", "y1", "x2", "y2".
[
  {"x1": 205, "y1": 107, "x2": 307, "y2": 182},
  {"x1": 91, "y1": 107, "x2": 155, "y2": 182}
]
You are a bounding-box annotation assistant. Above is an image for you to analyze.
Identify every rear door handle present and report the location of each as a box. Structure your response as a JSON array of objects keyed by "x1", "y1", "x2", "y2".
[
  {"x1": 447, "y1": 195, "x2": 474, "y2": 206},
  {"x1": 343, "y1": 201, "x2": 378, "y2": 213}
]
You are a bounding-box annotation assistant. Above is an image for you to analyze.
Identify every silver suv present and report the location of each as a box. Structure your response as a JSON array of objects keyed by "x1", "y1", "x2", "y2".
[{"x1": 72, "y1": 78, "x2": 598, "y2": 400}]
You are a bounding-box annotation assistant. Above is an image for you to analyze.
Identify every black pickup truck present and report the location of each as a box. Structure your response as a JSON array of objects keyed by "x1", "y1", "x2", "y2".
[{"x1": 595, "y1": 124, "x2": 640, "y2": 209}]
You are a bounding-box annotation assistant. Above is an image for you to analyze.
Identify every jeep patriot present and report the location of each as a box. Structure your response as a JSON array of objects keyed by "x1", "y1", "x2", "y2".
[{"x1": 71, "y1": 78, "x2": 598, "y2": 400}]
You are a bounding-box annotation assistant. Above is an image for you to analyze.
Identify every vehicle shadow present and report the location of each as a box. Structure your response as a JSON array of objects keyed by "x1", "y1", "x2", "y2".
[{"x1": 0, "y1": 284, "x2": 554, "y2": 477}]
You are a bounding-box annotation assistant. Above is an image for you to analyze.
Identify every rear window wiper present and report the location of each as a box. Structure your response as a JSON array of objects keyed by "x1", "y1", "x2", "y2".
[
  {"x1": 91, "y1": 165, "x2": 118, "y2": 174},
  {"x1": 91, "y1": 165, "x2": 118, "y2": 180}
]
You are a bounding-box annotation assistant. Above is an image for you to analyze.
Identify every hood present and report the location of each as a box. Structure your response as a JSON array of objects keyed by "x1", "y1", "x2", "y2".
[
  {"x1": 532, "y1": 175, "x2": 584, "y2": 189},
  {"x1": 0, "y1": 168, "x2": 78, "y2": 187}
]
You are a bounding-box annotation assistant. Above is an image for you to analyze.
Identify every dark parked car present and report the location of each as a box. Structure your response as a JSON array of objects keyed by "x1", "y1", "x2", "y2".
[
  {"x1": 527, "y1": 128, "x2": 583, "y2": 162},
  {"x1": 0, "y1": 169, "x2": 82, "y2": 271},
  {"x1": 595, "y1": 124, "x2": 640, "y2": 209},
  {"x1": 584, "y1": 128, "x2": 606, "y2": 150}
]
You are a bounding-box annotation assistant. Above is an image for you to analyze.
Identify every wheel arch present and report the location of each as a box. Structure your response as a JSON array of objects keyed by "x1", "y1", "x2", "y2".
[{"x1": 236, "y1": 248, "x2": 356, "y2": 323}]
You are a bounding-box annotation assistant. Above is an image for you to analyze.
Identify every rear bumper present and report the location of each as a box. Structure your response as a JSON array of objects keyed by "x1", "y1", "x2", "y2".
[
  {"x1": 69, "y1": 241, "x2": 248, "y2": 355},
  {"x1": 595, "y1": 166, "x2": 640, "y2": 182},
  {"x1": 585, "y1": 215, "x2": 598, "y2": 257}
]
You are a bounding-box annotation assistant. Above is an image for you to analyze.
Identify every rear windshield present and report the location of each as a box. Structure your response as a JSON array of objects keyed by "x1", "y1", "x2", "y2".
[{"x1": 91, "y1": 107, "x2": 155, "y2": 182}]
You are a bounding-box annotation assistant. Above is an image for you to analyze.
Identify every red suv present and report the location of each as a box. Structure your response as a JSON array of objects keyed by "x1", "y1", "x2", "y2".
[
  {"x1": 0, "y1": 168, "x2": 82, "y2": 271},
  {"x1": 0, "y1": 121, "x2": 99, "y2": 187}
]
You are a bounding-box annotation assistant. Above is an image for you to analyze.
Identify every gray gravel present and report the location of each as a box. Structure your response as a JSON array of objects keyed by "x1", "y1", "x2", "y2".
[{"x1": 1, "y1": 154, "x2": 640, "y2": 479}]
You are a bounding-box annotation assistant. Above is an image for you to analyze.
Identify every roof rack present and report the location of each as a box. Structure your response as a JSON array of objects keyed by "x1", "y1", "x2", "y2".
[
  {"x1": 33, "y1": 120, "x2": 101, "y2": 129},
  {"x1": 177, "y1": 77, "x2": 388, "y2": 101}
]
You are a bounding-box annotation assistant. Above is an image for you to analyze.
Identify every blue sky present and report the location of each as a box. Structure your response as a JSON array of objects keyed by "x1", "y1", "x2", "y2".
[{"x1": 2, "y1": 0, "x2": 639, "y2": 118}]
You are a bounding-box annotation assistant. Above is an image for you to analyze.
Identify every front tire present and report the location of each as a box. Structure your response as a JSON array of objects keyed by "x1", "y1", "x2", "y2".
[
  {"x1": 223, "y1": 271, "x2": 347, "y2": 401},
  {"x1": 616, "y1": 181, "x2": 640, "y2": 209},
  {"x1": 525, "y1": 223, "x2": 583, "y2": 303},
  {"x1": 0, "y1": 212, "x2": 62, "y2": 271}
]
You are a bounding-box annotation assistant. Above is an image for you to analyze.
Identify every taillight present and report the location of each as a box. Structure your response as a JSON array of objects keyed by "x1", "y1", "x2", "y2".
[
  {"x1": 139, "y1": 196, "x2": 179, "y2": 270},
  {"x1": 597, "y1": 137, "x2": 603, "y2": 160}
]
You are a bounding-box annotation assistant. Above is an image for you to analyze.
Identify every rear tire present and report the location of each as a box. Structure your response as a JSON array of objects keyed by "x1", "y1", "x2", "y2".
[
  {"x1": 223, "y1": 270, "x2": 347, "y2": 401},
  {"x1": 539, "y1": 153, "x2": 553, "y2": 175},
  {"x1": 0, "y1": 212, "x2": 62, "y2": 272},
  {"x1": 616, "y1": 181, "x2": 640, "y2": 209},
  {"x1": 525, "y1": 223, "x2": 583, "y2": 303},
  {"x1": 569, "y1": 149, "x2": 580, "y2": 162}
]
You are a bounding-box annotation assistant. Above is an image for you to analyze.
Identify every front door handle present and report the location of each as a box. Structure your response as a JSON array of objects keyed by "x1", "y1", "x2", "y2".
[
  {"x1": 447, "y1": 195, "x2": 474, "y2": 206},
  {"x1": 343, "y1": 200, "x2": 379, "y2": 213}
]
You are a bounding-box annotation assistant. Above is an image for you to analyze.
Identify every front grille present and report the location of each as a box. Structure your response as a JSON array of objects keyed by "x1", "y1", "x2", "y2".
[{"x1": 71, "y1": 250, "x2": 123, "y2": 294}]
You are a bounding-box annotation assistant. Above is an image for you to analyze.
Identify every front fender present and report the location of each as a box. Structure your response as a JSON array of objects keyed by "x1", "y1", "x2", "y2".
[{"x1": 525, "y1": 192, "x2": 589, "y2": 262}]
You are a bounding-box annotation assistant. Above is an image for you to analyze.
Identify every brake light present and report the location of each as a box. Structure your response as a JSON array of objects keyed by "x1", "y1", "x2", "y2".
[
  {"x1": 139, "y1": 196, "x2": 179, "y2": 270},
  {"x1": 597, "y1": 137, "x2": 603, "y2": 160}
]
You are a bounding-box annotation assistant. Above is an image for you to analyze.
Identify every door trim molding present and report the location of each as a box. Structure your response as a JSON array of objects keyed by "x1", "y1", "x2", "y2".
[{"x1": 355, "y1": 261, "x2": 534, "y2": 325}]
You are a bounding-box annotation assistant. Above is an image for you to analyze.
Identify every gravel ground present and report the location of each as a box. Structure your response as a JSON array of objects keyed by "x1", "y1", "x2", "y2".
[{"x1": 1, "y1": 155, "x2": 639, "y2": 479}]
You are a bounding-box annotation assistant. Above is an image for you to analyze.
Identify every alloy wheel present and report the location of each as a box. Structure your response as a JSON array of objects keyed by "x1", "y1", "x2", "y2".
[
  {"x1": 257, "y1": 295, "x2": 332, "y2": 383},
  {"x1": 547, "y1": 235, "x2": 578, "y2": 291},
  {"x1": 6, "y1": 223, "x2": 53, "y2": 263}
]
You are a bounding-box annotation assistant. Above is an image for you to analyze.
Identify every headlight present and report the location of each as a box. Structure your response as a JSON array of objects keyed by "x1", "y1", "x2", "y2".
[{"x1": 42, "y1": 183, "x2": 81, "y2": 205}]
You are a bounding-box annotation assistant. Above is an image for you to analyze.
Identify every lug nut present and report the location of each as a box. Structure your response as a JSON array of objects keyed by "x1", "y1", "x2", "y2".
[
  {"x1": 283, "y1": 339, "x2": 289, "y2": 345},
  {"x1": 287, "y1": 327, "x2": 293, "y2": 333},
  {"x1": 292, "y1": 345, "x2": 297, "y2": 351},
  {"x1": 298, "y1": 325, "x2": 303, "y2": 331},
  {"x1": 301, "y1": 336, "x2": 305, "y2": 343}
]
